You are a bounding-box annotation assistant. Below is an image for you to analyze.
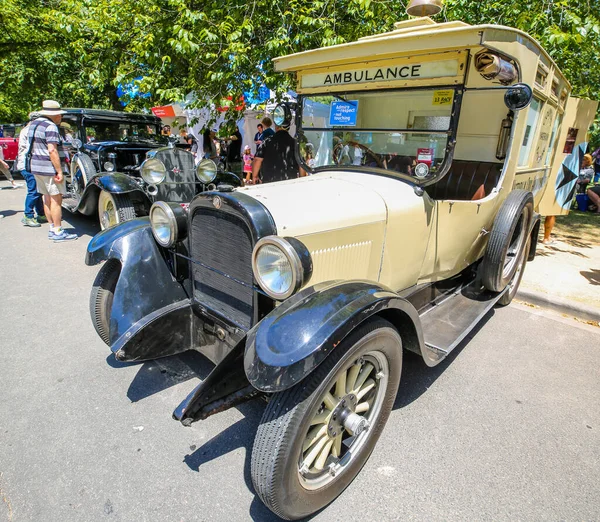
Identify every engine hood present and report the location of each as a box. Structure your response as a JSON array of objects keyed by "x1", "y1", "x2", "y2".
[{"x1": 237, "y1": 173, "x2": 388, "y2": 236}]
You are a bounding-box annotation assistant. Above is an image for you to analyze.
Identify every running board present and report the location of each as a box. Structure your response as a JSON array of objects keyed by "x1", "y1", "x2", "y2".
[{"x1": 420, "y1": 284, "x2": 505, "y2": 359}]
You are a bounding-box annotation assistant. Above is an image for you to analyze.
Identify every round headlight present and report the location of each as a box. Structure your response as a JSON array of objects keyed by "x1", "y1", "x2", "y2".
[
  {"x1": 273, "y1": 104, "x2": 289, "y2": 126},
  {"x1": 150, "y1": 202, "x2": 176, "y2": 247},
  {"x1": 141, "y1": 158, "x2": 167, "y2": 184},
  {"x1": 196, "y1": 159, "x2": 217, "y2": 184},
  {"x1": 103, "y1": 161, "x2": 115, "y2": 172},
  {"x1": 252, "y1": 236, "x2": 312, "y2": 300}
]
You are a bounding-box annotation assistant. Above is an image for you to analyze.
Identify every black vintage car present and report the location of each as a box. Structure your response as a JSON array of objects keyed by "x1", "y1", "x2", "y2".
[{"x1": 61, "y1": 109, "x2": 241, "y2": 229}]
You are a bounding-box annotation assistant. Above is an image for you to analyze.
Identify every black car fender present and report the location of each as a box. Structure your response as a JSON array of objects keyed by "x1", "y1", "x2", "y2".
[
  {"x1": 244, "y1": 280, "x2": 428, "y2": 393},
  {"x1": 86, "y1": 218, "x2": 192, "y2": 359},
  {"x1": 75, "y1": 172, "x2": 150, "y2": 215}
]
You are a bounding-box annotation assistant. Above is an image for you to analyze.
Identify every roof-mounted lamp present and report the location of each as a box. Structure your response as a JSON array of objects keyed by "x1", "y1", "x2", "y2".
[{"x1": 406, "y1": 0, "x2": 443, "y2": 17}]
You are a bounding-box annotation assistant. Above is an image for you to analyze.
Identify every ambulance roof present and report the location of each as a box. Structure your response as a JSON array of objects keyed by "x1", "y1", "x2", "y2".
[{"x1": 274, "y1": 17, "x2": 569, "y2": 87}]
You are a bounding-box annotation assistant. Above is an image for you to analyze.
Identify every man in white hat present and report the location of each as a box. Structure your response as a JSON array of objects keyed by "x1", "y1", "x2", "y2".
[{"x1": 25, "y1": 100, "x2": 76, "y2": 241}]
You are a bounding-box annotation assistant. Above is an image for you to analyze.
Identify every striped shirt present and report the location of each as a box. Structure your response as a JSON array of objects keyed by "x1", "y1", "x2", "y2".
[{"x1": 27, "y1": 118, "x2": 62, "y2": 176}]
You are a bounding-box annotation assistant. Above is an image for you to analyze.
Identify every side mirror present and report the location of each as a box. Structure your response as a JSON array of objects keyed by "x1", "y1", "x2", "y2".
[
  {"x1": 72, "y1": 138, "x2": 83, "y2": 150},
  {"x1": 504, "y1": 83, "x2": 533, "y2": 111}
]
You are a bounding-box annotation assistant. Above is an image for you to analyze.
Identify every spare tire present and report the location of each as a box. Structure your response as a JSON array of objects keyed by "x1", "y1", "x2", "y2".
[{"x1": 482, "y1": 190, "x2": 533, "y2": 293}]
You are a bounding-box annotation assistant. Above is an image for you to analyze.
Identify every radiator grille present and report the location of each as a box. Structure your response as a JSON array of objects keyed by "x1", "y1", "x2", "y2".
[{"x1": 191, "y1": 207, "x2": 254, "y2": 329}]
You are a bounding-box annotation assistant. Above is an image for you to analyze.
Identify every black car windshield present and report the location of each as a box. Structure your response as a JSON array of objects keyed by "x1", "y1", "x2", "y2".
[
  {"x1": 298, "y1": 88, "x2": 457, "y2": 180},
  {"x1": 83, "y1": 120, "x2": 164, "y2": 144}
]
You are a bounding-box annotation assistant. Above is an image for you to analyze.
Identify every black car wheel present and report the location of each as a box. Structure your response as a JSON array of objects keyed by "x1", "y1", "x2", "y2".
[
  {"x1": 90, "y1": 259, "x2": 121, "y2": 345},
  {"x1": 251, "y1": 317, "x2": 402, "y2": 520},
  {"x1": 497, "y1": 236, "x2": 531, "y2": 306},
  {"x1": 72, "y1": 154, "x2": 96, "y2": 195},
  {"x1": 98, "y1": 191, "x2": 136, "y2": 230},
  {"x1": 482, "y1": 190, "x2": 533, "y2": 293}
]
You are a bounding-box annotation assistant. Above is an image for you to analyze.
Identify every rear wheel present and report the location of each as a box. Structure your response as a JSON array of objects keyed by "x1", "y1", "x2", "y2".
[
  {"x1": 90, "y1": 259, "x2": 120, "y2": 345},
  {"x1": 496, "y1": 236, "x2": 531, "y2": 306},
  {"x1": 98, "y1": 191, "x2": 136, "y2": 230},
  {"x1": 251, "y1": 317, "x2": 402, "y2": 520},
  {"x1": 482, "y1": 190, "x2": 533, "y2": 292}
]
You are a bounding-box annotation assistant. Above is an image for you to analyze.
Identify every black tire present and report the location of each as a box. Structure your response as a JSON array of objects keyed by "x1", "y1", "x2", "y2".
[
  {"x1": 72, "y1": 154, "x2": 96, "y2": 194},
  {"x1": 482, "y1": 190, "x2": 533, "y2": 292},
  {"x1": 496, "y1": 236, "x2": 531, "y2": 306},
  {"x1": 251, "y1": 317, "x2": 402, "y2": 520},
  {"x1": 90, "y1": 259, "x2": 121, "y2": 345},
  {"x1": 98, "y1": 191, "x2": 136, "y2": 230}
]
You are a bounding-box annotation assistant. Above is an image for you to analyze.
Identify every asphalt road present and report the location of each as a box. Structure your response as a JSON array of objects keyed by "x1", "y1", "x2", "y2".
[{"x1": 1, "y1": 183, "x2": 599, "y2": 522}]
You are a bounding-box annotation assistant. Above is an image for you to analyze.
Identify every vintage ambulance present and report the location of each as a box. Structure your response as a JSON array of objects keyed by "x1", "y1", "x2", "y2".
[{"x1": 86, "y1": 15, "x2": 597, "y2": 520}]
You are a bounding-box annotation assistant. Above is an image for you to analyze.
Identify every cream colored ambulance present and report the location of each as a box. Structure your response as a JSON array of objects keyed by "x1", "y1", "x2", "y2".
[{"x1": 87, "y1": 13, "x2": 598, "y2": 521}]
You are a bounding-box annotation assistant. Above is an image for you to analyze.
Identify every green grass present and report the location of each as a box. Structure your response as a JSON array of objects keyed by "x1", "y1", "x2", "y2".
[{"x1": 554, "y1": 210, "x2": 600, "y2": 244}]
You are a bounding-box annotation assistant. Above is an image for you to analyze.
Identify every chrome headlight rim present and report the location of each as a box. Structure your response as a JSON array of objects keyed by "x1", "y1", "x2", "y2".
[
  {"x1": 140, "y1": 157, "x2": 167, "y2": 185},
  {"x1": 196, "y1": 158, "x2": 218, "y2": 184},
  {"x1": 149, "y1": 201, "x2": 178, "y2": 247},
  {"x1": 252, "y1": 236, "x2": 311, "y2": 301},
  {"x1": 103, "y1": 161, "x2": 115, "y2": 172}
]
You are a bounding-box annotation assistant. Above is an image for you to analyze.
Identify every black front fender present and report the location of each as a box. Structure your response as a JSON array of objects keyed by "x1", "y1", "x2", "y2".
[
  {"x1": 90, "y1": 172, "x2": 147, "y2": 195},
  {"x1": 86, "y1": 218, "x2": 191, "y2": 360},
  {"x1": 244, "y1": 280, "x2": 424, "y2": 393}
]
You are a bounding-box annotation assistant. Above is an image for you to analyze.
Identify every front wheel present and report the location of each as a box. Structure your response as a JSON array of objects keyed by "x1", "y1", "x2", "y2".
[
  {"x1": 89, "y1": 259, "x2": 120, "y2": 345},
  {"x1": 98, "y1": 191, "x2": 136, "y2": 230},
  {"x1": 251, "y1": 317, "x2": 402, "y2": 520}
]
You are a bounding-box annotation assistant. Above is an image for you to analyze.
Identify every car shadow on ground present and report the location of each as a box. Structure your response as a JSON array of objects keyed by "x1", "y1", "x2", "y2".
[
  {"x1": 106, "y1": 350, "x2": 215, "y2": 403},
  {"x1": 62, "y1": 208, "x2": 100, "y2": 239},
  {"x1": 393, "y1": 308, "x2": 494, "y2": 410}
]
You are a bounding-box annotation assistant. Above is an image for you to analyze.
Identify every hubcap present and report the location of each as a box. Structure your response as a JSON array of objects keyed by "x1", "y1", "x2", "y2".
[
  {"x1": 99, "y1": 193, "x2": 117, "y2": 230},
  {"x1": 298, "y1": 351, "x2": 389, "y2": 490}
]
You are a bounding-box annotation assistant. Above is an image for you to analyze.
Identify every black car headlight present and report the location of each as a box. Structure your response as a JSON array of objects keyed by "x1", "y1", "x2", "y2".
[
  {"x1": 196, "y1": 159, "x2": 217, "y2": 184},
  {"x1": 252, "y1": 236, "x2": 312, "y2": 300},
  {"x1": 149, "y1": 202, "x2": 187, "y2": 247},
  {"x1": 141, "y1": 158, "x2": 167, "y2": 184}
]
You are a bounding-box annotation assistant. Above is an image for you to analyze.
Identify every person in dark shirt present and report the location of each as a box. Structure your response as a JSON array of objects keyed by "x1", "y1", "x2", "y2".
[
  {"x1": 227, "y1": 127, "x2": 243, "y2": 163},
  {"x1": 254, "y1": 124, "x2": 264, "y2": 148},
  {"x1": 251, "y1": 124, "x2": 305, "y2": 184},
  {"x1": 260, "y1": 117, "x2": 275, "y2": 141}
]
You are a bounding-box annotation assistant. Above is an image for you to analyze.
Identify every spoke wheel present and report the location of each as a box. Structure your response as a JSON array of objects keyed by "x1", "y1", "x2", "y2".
[
  {"x1": 298, "y1": 350, "x2": 388, "y2": 490},
  {"x1": 251, "y1": 317, "x2": 402, "y2": 520},
  {"x1": 98, "y1": 191, "x2": 136, "y2": 230}
]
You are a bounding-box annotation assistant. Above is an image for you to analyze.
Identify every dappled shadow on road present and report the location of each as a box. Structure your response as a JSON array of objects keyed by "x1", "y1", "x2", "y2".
[
  {"x1": 556, "y1": 234, "x2": 593, "y2": 249},
  {"x1": 580, "y1": 268, "x2": 600, "y2": 286},
  {"x1": 536, "y1": 243, "x2": 590, "y2": 259},
  {"x1": 0, "y1": 209, "x2": 22, "y2": 218},
  {"x1": 393, "y1": 309, "x2": 494, "y2": 410}
]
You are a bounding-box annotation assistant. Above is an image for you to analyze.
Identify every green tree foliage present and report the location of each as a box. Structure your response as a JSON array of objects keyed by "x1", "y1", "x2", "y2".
[{"x1": 1, "y1": 0, "x2": 599, "y2": 143}]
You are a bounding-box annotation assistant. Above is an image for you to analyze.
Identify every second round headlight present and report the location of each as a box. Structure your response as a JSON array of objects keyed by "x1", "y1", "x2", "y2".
[
  {"x1": 252, "y1": 237, "x2": 312, "y2": 300},
  {"x1": 141, "y1": 158, "x2": 167, "y2": 185},
  {"x1": 149, "y1": 201, "x2": 187, "y2": 247},
  {"x1": 196, "y1": 159, "x2": 218, "y2": 184}
]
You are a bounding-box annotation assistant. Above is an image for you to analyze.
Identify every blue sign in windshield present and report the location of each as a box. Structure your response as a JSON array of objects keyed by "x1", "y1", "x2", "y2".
[{"x1": 329, "y1": 100, "x2": 359, "y2": 126}]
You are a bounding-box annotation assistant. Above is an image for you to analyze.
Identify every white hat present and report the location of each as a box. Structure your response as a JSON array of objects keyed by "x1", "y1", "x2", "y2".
[{"x1": 39, "y1": 100, "x2": 67, "y2": 116}]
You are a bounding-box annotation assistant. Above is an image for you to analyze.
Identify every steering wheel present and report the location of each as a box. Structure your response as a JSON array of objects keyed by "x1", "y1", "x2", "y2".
[{"x1": 332, "y1": 140, "x2": 383, "y2": 169}]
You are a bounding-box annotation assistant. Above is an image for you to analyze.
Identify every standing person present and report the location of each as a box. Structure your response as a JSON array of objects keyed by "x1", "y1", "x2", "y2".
[
  {"x1": 227, "y1": 124, "x2": 242, "y2": 167},
  {"x1": 260, "y1": 117, "x2": 275, "y2": 141},
  {"x1": 202, "y1": 129, "x2": 218, "y2": 160},
  {"x1": 0, "y1": 146, "x2": 22, "y2": 189},
  {"x1": 251, "y1": 123, "x2": 305, "y2": 184},
  {"x1": 17, "y1": 112, "x2": 46, "y2": 227},
  {"x1": 243, "y1": 145, "x2": 254, "y2": 184},
  {"x1": 26, "y1": 100, "x2": 76, "y2": 241},
  {"x1": 253, "y1": 123, "x2": 264, "y2": 148}
]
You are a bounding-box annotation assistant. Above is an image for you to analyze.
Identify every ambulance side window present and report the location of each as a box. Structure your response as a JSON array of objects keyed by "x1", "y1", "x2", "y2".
[{"x1": 517, "y1": 98, "x2": 542, "y2": 166}]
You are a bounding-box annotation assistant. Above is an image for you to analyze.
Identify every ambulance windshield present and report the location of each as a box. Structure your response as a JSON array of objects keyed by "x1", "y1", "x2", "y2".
[{"x1": 298, "y1": 88, "x2": 457, "y2": 180}]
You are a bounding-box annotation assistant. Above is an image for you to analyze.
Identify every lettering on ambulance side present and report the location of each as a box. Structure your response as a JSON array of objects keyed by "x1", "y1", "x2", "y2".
[{"x1": 324, "y1": 65, "x2": 422, "y2": 85}]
